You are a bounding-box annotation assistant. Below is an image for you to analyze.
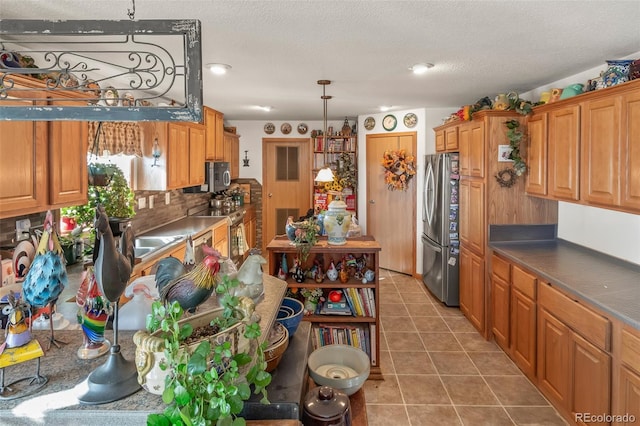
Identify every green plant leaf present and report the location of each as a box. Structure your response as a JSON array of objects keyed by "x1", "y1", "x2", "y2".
[
  {"x1": 188, "y1": 352, "x2": 208, "y2": 376},
  {"x1": 174, "y1": 384, "x2": 191, "y2": 406},
  {"x1": 162, "y1": 385, "x2": 175, "y2": 405},
  {"x1": 227, "y1": 393, "x2": 244, "y2": 414},
  {"x1": 146, "y1": 413, "x2": 171, "y2": 426}
]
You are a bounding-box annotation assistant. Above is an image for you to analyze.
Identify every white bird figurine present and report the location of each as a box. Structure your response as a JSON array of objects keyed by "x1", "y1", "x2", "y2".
[{"x1": 234, "y1": 254, "x2": 267, "y2": 302}]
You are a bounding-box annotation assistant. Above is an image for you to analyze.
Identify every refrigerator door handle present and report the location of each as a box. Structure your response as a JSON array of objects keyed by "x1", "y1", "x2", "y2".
[
  {"x1": 424, "y1": 162, "x2": 435, "y2": 227},
  {"x1": 422, "y1": 234, "x2": 442, "y2": 252}
]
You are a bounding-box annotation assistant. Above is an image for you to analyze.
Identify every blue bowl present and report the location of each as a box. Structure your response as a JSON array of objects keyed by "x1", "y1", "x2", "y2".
[{"x1": 277, "y1": 297, "x2": 304, "y2": 338}]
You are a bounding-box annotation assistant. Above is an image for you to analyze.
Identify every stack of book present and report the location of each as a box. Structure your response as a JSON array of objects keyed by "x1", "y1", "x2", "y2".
[{"x1": 312, "y1": 323, "x2": 372, "y2": 359}]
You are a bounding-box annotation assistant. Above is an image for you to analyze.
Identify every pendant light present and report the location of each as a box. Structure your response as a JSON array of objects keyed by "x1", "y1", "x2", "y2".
[{"x1": 314, "y1": 80, "x2": 335, "y2": 183}]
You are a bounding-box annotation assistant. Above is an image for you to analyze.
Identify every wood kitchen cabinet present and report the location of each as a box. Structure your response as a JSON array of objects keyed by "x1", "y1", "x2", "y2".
[
  {"x1": 525, "y1": 112, "x2": 548, "y2": 196},
  {"x1": 459, "y1": 246, "x2": 485, "y2": 334},
  {"x1": 620, "y1": 89, "x2": 640, "y2": 211},
  {"x1": 167, "y1": 122, "x2": 205, "y2": 190},
  {"x1": 223, "y1": 131, "x2": 240, "y2": 180},
  {"x1": 435, "y1": 129, "x2": 445, "y2": 152},
  {"x1": 435, "y1": 126, "x2": 458, "y2": 152},
  {"x1": 490, "y1": 254, "x2": 510, "y2": 350},
  {"x1": 548, "y1": 105, "x2": 581, "y2": 201},
  {"x1": 0, "y1": 77, "x2": 88, "y2": 219},
  {"x1": 213, "y1": 219, "x2": 229, "y2": 258},
  {"x1": 204, "y1": 106, "x2": 225, "y2": 161},
  {"x1": 616, "y1": 326, "x2": 640, "y2": 425},
  {"x1": 459, "y1": 179, "x2": 484, "y2": 256}
]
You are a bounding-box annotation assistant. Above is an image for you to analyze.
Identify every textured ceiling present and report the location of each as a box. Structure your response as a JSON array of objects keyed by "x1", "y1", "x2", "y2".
[{"x1": 1, "y1": 0, "x2": 639, "y2": 120}]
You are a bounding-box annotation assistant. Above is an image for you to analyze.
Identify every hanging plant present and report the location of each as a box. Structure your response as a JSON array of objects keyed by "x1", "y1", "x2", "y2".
[
  {"x1": 381, "y1": 149, "x2": 416, "y2": 191},
  {"x1": 504, "y1": 119, "x2": 527, "y2": 176}
]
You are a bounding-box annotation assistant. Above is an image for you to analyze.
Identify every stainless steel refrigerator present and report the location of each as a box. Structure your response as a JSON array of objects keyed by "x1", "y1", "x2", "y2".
[{"x1": 422, "y1": 153, "x2": 460, "y2": 306}]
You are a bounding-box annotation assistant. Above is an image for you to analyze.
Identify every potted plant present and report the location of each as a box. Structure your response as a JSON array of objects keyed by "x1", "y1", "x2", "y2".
[
  {"x1": 139, "y1": 275, "x2": 271, "y2": 426},
  {"x1": 292, "y1": 217, "x2": 320, "y2": 263}
]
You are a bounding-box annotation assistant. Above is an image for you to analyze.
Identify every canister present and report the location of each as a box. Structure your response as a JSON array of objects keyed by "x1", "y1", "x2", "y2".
[{"x1": 302, "y1": 385, "x2": 351, "y2": 426}]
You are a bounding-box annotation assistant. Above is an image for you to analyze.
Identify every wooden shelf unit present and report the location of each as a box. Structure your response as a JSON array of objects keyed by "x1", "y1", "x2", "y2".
[{"x1": 266, "y1": 235, "x2": 382, "y2": 379}]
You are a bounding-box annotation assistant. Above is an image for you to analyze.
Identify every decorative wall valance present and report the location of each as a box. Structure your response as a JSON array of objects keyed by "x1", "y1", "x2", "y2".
[{"x1": 88, "y1": 121, "x2": 142, "y2": 157}]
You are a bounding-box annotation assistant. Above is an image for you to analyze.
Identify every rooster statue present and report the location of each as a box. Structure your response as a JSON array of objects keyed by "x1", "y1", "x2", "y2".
[
  {"x1": 22, "y1": 210, "x2": 68, "y2": 350},
  {"x1": 154, "y1": 244, "x2": 222, "y2": 313}
]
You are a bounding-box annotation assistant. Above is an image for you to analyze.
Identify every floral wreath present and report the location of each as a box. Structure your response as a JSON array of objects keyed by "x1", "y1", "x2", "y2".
[{"x1": 381, "y1": 149, "x2": 417, "y2": 191}]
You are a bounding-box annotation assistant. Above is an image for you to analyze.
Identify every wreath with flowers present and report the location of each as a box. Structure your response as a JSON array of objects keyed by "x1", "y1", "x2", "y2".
[{"x1": 380, "y1": 149, "x2": 417, "y2": 191}]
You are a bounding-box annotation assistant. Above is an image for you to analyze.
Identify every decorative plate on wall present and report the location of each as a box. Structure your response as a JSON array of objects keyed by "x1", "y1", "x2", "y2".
[
  {"x1": 403, "y1": 113, "x2": 418, "y2": 128},
  {"x1": 364, "y1": 116, "x2": 375, "y2": 130},
  {"x1": 264, "y1": 122, "x2": 275, "y2": 134},
  {"x1": 281, "y1": 122, "x2": 292, "y2": 134},
  {"x1": 382, "y1": 114, "x2": 397, "y2": 131},
  {"x1": 297, "y1": 123, "x2": 308, "y2": 134}
]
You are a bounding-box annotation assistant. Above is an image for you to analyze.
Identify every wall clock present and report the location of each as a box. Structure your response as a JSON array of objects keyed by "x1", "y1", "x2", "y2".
[
  {"x1": 364, "y1": 116, "x2": 375, "y2": 130},
  {"x1": 264, "y1": 122, "x2": 275, "y2": 134},
  {"x1": 382, "y1": 114, "x2": 397, "y2": 131},
  {"x1": 281, "y1": 122, "x2": 292, "y2": 134}
]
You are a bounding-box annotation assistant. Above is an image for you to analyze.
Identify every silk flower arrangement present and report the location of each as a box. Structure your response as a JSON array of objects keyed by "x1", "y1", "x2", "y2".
[{"x1": 381, "y1": 149, "x2": 417, "y2": 191}]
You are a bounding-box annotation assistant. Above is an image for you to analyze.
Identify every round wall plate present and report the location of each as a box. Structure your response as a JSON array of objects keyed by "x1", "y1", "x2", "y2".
[
  {"x1": 297, "y1": 123, "x2": 308, "y2": 134},
  {"x1": 364, "y1": 116, "x2": 375, "y2": 130},
  {"x1": 264, "y1": 122, "x2": 275, "y2": 134},
  {"x1": 281, "y1": 123, "x2": 292, "y2": 134},
  {"x1": 382, "y1": 114, "x2": 397, "y2": 131},
  {"x1": 403, "y1": 113, "x2": 418, "y2": 128}
]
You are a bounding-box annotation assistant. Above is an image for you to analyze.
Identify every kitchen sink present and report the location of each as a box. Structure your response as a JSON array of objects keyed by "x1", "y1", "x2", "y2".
[
  {"x1": 133, "y1": 236, "x2": 180, "y2": 259},
  {"x1": 134, "y1": 247, "x2": 155, "y2": 258}
]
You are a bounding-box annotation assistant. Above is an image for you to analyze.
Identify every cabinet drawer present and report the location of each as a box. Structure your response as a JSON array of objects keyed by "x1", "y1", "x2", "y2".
[
  {"x1": 512, "y1": 265, "x2": 536, "y2": 300},
  {"x1": 621, "y1": 327, "x2": 640, "y2": 374},
  {"x1": 491, "y1": 254, "x2": 510, "y2": 282},
  {"x1": 538, "y1": 282, "x2": 610, "y2": 351}
]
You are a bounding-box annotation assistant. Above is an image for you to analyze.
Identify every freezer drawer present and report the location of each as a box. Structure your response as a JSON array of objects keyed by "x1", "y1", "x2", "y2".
[{"x1": 422, "y1": 234, "x2": 459, "y2": 307}]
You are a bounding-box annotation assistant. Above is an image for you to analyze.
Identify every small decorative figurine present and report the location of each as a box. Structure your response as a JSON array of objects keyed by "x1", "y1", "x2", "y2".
[
  {"x1": 326, "y1": 261, "x2": 338, "y2": 282},
  {"x1": 2, "y1": 293, "x2": 32, "y2": 349},
  {"x1": 76, "y1": 268, "x2": 112, "y2": 359}
]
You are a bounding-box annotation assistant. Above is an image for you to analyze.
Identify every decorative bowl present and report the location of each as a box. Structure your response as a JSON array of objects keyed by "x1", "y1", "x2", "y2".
[
  {"x1": 307, "y1": 344, "x2": 370, "y2": 396},
  {"x1": 277, "y1": 297, "x2": 304, "y2": 338},
  {"x1": 264, "y1": 322, "x2": 289, "y2": 372}
]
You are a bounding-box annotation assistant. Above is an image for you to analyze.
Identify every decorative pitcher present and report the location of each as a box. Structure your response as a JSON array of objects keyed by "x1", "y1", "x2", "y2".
[{"x1": 493, "y1": 92, "x2": 517, "y2": 110}]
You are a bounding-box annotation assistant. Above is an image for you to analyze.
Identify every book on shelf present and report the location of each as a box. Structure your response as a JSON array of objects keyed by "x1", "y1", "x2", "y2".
[
  {"x1": 318, "y1": 298, "x2": 353, "y2": 316},
  {"x1": 312, "y1": 323, "x2": 371, "y2": 357}
]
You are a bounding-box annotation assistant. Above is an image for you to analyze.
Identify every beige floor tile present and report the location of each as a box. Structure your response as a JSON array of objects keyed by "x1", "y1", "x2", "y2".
[
  {"x1": 397, "y1": 375, "x2": 450, "y2": 404},
  {"x1": 400, "y1": 291, "x2": 429, "y2": 304},
  {"x1": 484, "y1": 376, "x2": 550, "y2": 406},
  {"x1": 467, "y1": 352, "x2": 522, "y2": 376},
  {"x1": 380, "y1": 302, "x2": 410, "y2": 316},
  {"x1": 385, "y1": 331, "x2": 426, "y2": 351},
  {"x1": 505, "y1": 406, "x2": 568, "y2": 425},
  {"x1": 406, "y1": 404, "x2": 462, "y2": 426},
  {"x1": 443, "y1": 316, "x2": 480, "y2": 333},
  {"x1": 405, "y1": 303, "x2": 439, "y2": 317},
  {"x1": 412, "y1": 316, "x2": 450, "y2": 332},
  {"x1": 382, "y1": 316, "x2": 417, "y2": 332},
  {"x1": 434, "y1": 303, "x2": 465, "y2": 317},
  {"x1": 430, "y1": 352, "x2": 480, "y2": 375},
  {"x1": 390, "y1": 351, "x2": 436, "y2": 374},
  {"x1": 394, "y1": 279, "x2": 425, "y2": 292},
  {"x1": 455, "y1": 332, "x2": 501, "y2": 352},
  {"x1": 379, "y1": 330, "x2": 388, "y2": 350},
  {"x1": 420, "y1": 332, "x2": 464, "y2": 351},
  {"x1": 364, "y1": 375, "x2": 404, "y2": 404},
  {"x1": 366, "y1": 404, "x2": 410, "y2": 426},
  {"x1": 379, "y1": 292, "x2": 404, "y2": 304},
  {"x1": 455, "y1": 406, "x2": 515, "y2": 425},
  {"x1": 440, "y1": 375, "x2": 500, "y2": 405},
  {"x1": 379, "y1": 350, "x2": 395, "y2": 375}
]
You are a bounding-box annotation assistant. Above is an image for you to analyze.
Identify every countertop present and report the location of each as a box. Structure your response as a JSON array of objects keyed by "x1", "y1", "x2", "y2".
[{"x1": 489, "y1": 225, "x2": 640, "y2": 330}]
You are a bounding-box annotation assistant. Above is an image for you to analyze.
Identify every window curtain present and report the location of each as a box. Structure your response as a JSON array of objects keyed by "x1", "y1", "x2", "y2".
[{"x1": 88, "y1": 121, "x2": 143, "y2": 157}]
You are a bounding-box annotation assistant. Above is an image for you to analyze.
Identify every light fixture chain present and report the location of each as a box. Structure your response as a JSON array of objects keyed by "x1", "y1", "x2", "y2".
[{"x1": 127, "y1": 0, "x2": 136, "y2": 20}]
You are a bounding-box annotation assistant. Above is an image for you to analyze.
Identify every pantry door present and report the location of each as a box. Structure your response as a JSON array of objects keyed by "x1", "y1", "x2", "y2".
[
  {"x1": 366, "y1": 132, "x2": 417, "y2": 275},
  {"x1": 262, "y1": 138, "x2": 312, "y2": 254}
]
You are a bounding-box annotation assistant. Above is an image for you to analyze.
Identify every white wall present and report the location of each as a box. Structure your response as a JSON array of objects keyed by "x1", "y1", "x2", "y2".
[{"x1": 520, "y1": 51, "x2": 640, "y2": 265}]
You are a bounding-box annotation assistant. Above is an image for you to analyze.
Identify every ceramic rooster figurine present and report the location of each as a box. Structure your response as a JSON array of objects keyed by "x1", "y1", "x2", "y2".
[
  {"x1": 21, "y1": 210, "x2": 68, "y2": 349},
  {"x1": 155, "y1": 245, "x2": 221, "y2": 313},
  {"x1": 93, "y1": 205, "x2": 135, "y2": 303}
]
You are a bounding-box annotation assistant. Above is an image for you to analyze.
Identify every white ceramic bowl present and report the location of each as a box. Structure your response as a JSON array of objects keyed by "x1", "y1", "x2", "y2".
[{"x1": 307, "y1": 344, "x2": 370, "y2": 395}]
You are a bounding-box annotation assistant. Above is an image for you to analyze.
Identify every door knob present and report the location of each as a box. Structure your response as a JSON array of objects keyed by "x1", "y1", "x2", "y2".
[
  {"x1": 268, "y1": 193, "x2": 273, "y2": 198},
  {"x1": 369, "y1": 199, "x2": 375, "y2": 204}
]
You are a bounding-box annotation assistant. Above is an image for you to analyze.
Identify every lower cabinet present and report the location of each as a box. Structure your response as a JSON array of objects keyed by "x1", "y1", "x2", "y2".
[
  {"x1": 511, "y1": 287, "x2": 536, "y2": 380},
  {"x1": 460, "y1": 247, "x2": 485, "y2": 334},
  {"x1": 617, "y1": 326, "x2": 640, "y2": 425}
]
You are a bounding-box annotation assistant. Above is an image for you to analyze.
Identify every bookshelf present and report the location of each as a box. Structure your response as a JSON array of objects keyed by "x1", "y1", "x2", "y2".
[
  {"x1": 312, "y1": 134, "x2": 357, "y2": 214},
  {"x1": 266, "y1": 235, "x2": 382, "y2": 379}
]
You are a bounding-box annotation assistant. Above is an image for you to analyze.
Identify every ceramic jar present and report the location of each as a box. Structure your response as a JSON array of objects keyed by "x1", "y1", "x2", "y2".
[
  {"x1": 559, "y1": 84, "x2": 584, "y2": 100},
  {"x1": 323, "y1": 199, "x2": 351, "y2": 245},
  {"x1": 550, "y1": 88, "x2": 563, "y2": 102},
  {"x1": 602, "y1": 59, "x2": 634, "y2": 87}
]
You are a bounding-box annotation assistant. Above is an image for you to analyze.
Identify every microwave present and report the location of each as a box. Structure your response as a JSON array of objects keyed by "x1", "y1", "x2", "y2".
[{"x1": 206, "y1": 161, "x2": 231, "y2": 192}]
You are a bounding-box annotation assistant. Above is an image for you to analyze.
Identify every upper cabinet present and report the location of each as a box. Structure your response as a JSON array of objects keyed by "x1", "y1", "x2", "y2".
[
  {"x1": 223, "y1": 132, "x2": 240, "y2": 180},
  {"x1": 204, "y1": 106, "x2": 224, "y2": 161},
  {"x1": 526, "y1": 79, "x2": 640, "y2": 214},
  {"x1": 0, "y1": 76, "x2": 88, "y2": 219}
]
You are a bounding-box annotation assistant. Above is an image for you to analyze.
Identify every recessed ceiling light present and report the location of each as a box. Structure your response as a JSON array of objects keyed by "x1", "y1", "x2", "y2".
[
  {"x1": 379, "y1": 106, "x2": 392, "y2": 112},
  {"x1": 409, "y1": 63, "x2": 434, "y2": 74},
  {"x1": 206, "y1": 63, "x2": 231, "y2": 75},
  {"x1": 255, "y1": 105, "x2": 272, "y2": 112}
]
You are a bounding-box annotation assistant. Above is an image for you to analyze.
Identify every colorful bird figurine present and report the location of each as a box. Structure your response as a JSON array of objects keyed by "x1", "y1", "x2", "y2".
[
  {"x1": 22, "y1": 210, "x2": 68, "y2": 350},
  {"x1": 326, "y1": 261, "x2": 338, "y2": 282},
  {"x1": 1, "y1": 293, "x2": 32, "y2": 352}
]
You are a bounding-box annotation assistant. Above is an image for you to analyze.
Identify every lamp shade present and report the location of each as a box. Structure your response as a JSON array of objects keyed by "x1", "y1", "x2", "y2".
[{"x1": 315, "y1": 167, "x2": 335, "y2": 182}]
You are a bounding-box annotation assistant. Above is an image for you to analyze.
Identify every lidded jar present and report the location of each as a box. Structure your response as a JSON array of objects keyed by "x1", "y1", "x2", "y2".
[
  {"x1": 302, "y1": 386, "x2": 352, "y2": 426},
  {"x1": 323, "y1": 199, "x2": 351, "y2": 245}
]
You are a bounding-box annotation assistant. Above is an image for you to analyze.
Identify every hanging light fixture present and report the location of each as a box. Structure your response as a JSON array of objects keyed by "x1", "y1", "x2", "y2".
[{"x1": 314, "y1": 80, "x2": 335, "y2": 183}]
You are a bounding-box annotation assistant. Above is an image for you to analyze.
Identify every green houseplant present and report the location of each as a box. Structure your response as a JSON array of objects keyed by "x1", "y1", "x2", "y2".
[{"x1": 144, "y1": 275, "x2": 271, "y2": 426}]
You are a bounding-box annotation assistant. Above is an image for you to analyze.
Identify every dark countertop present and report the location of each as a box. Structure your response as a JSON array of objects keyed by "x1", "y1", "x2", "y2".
[{"x1": 489, "y1": 225, "x2": 640, "y2": 329}]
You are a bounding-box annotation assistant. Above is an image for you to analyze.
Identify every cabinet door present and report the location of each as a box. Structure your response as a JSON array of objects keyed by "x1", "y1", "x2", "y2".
[
  {"x1": 468, "y1": 180, "x2": 485, "y2": 255},
  {"x1": 459, "y1": 125, "x2": 470, "y2": 176},
  {"x1": 0, "y1": 108, "x2": 48, "y2": 217},
  {"x1": 548, "y1": 105, "x2": 580, "y2": 201},
  {"x1": 204, "y1": 107, "x2": 224, "y2": 161},
  {"x1": 511, "y1": 288, "x2": 536, "y2": 380},
  {"x1": 526, "y1": 112, "x2": 548, "y2": 196},
  {"x1": 581, "y1": 96, "x2": 621, "y2": 207},
  {"x1": 167, "y1": 123, "x2": 190, "y2": 189},
  {"x1": 571, "y1": 332, "x2": 610, "y2": 426},
  {"x1": 188, "y1": 125, "x2": 206, "y2": 186},
  {"x1": 48, "y1": 104, "x2": 88, "y2": 207},
  {"x1": 618, "y1": 367, "x2": 640, "y2": 426},
  {"x1": 213, "y1": 222, "x2": 229, "y2": 258},
  {"x1": 459, "y1": 179, "x2": 470, "y2": 246},
  {"x1": 231, "y1": 135, "x2": 239, "y2": 180},
  {"x1": 459, "y1": 247, "x2": 472, "y2": 317},
  {"x1": 445, "y1": 126, "x2": 458, "y2": 151},
  {"x1": 491, "y1": 272, "x2": 510, "y2": 351},
  {"x1": 460, "y1": 247, "x2": 485, "y2": 334},
  {"x1": 620, "y1": 89, "x2": 640, "y2": 211},
  {"x1": 538, "y1": 308, "x2": 571, "y2": 408},
  {"x1": 435, "y1": 129, "x2": 445, "y2": 152},
  {"x1": 469, "y1": 122, "x2": 485, "y2": 178}
]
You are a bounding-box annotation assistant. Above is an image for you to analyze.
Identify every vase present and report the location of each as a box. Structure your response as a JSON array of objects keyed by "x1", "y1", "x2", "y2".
[
  {"x1": 602, "y1": 59, "x2": 633, "y2": 87},
  {"x1": 76, "y1": 269, "x2": 112, "y2": 359},
  {"x1": 323, "y1": 199, "x2": 351, "y2": 245}
]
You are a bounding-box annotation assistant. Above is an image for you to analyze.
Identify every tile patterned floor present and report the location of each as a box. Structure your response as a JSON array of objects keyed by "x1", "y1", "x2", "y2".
[{"x1": 364, "y1": 269, "x2": 568, "y2": 426}]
